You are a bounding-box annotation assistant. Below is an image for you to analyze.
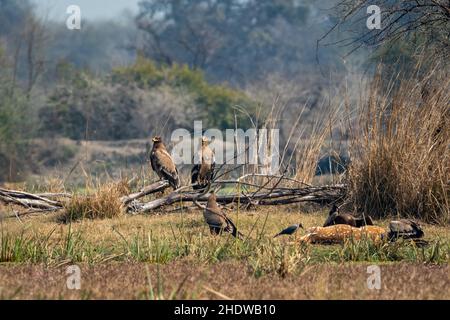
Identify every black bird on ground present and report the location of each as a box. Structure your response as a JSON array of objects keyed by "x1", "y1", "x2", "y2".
[{"x1": 273, "y1": 223, "x2": 304, "y2": 238}]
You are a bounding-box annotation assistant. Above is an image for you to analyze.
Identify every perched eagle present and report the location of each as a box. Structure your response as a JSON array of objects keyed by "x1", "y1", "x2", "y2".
[
  {"x1": 149, "y1": 136, "x2": 180, "y2": 190},
  {"x1": 191, "y1": 136, "x2": 215, "y2": 190},
  {"x1": 203, "y1": 193, "x2": 243, "y2": 239},
  {"x1": 323, "y1": 205, "x2": 373, "y2": 228}
]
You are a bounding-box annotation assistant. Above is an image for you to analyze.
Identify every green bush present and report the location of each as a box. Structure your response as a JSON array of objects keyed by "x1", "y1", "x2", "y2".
[
  {"x1": 40, "y1": 58, "x2": 255, "y2": 140},
  {"x1": 112, "y1": 57, "x2": 255, "y2": 129}
]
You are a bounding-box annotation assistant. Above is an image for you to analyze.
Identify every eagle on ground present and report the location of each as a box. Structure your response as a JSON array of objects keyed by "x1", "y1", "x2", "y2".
[
  {"x1": 323, "y1": 204, "x2": 374, "y2": 228},
  {"x1": 191, "y1": 136, "x2": 215, "y2": 190},
  {"x1": 149, "y1": 136, "x2": 180, "y2": 190},
  {"x1": 387, "y1": 219, "x2": 424, "y2": 241},
  {"x1": 203, "y1": 193, "x2": 243, "y2": 239}
]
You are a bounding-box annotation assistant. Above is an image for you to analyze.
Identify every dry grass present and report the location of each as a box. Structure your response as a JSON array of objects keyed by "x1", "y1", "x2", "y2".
[
  {"x1": 347, "y1": 70, "x2": 449, "y2": 224},
  {"x1": 63, "y1": 180, "x2": 129, "y2": 221},
  {"x1": 0, "y1": 204, "x2": 448, "y2": 299},
  {"x1": 1, "y1": 206, "x2": 448, "y2": 264},
  {"x1": 0, "y1": 261, "x2": 448, "y2": 300},
  {"x1": 294, "y1": 128, "x2": 331, "y2": 185}
]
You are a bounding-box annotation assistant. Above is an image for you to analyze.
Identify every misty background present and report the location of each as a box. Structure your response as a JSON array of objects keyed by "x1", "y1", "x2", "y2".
[
  {"x1": 0, "y1": 0, "x2": 447, "y2": 183},
  {"x1": 31, "y1": 0, "x2": 140, "y2": 20}
]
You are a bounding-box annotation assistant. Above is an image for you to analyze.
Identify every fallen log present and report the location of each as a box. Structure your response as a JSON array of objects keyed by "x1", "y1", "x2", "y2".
[
  {"x1": 0, "y1": 188, "x2": 63, "y2": 206},
  {"x1": 120, "y1": 180, "x2": 170, "y2": 205},
  {"x1": 0, "y1": 188, "x2": 64, "y2": 210},
  {"x1": 0, "y1": 194, "x2": 61, "y2": 210},
  {"x1": 0, "y1": 179, "x2": 347, "y2": 216},
  {"x1": 130, "y1": 184, "x2": 346, "y2": 213}
]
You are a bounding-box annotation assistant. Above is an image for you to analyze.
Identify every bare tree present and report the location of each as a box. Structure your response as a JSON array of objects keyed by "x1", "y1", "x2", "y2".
[
  {"x1": 22, "y1": 12, "x2": 49, "y2": 97},
  {"x1": 135, "y1": 0, "x2": 313, "y2": 83},
  {"x1": 320, "y1": 0, "x2": 450, "y2": 59}
]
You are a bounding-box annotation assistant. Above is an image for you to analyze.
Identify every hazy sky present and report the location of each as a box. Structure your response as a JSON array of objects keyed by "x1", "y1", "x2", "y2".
[{"x1": 31, "y1": 0, "x2": 140, "y2": 21}]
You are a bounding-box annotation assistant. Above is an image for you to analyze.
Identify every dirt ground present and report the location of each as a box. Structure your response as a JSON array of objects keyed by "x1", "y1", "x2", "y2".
[
  {"x1": 0, "y1": 261, "x2": 448, "y2": 300},
  {"x1": 1, "y1": 202, "x2": 449, "y2": 300}
]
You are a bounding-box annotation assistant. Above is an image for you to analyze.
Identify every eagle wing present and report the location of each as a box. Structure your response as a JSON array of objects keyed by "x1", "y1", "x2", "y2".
[
  {"x1": 151, "y1": 148, "x2": 180, "y2": 189},
  {"x1": 191, "y1": 164, "x2": 201, "y2": 187},
  {"x1": 388, "y1": 219, "x2": 424, "y2": 240},
  {"x1": 203, "y1": 206, "x2": 227, "y2": 229},
  {"x1": 203, "y1": 206, "x2": 242, "y2": 239},
  {"x1": 323, "y1": 212, "x2": 338, "y2": 227}
]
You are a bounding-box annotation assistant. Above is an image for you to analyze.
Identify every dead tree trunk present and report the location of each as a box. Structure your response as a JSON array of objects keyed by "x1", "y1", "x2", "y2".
[{"x1": 0, "y1": 179, "x2": 347, "y2": 216}]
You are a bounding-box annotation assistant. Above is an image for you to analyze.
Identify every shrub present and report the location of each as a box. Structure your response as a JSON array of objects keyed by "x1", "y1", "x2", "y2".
[
  {"x1": 347, "y1": 70, "x2": 449, "y2": 224},
  {"x1": 63, "y1": 180, "x2": 130, "y2": 221},
  {"x1": 112, "y1": 57, "x2": 255, "y2": 129}
]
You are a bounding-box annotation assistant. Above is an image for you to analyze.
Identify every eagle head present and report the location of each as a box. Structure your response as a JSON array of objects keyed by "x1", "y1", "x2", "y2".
[
  {"x1": 207, "y1": 192, "x2": 217, "y2": 206},
  {"x1": 201, "y1": 136, "x2": 210, "y2": 146},
  {"x1": 152, "y1": 136, "x2": 163, "y2": 143}
]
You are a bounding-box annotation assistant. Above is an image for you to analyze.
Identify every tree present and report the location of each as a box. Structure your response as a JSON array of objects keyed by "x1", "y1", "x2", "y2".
[
  {"x1": 0, "y1": 0, "x2": 31, "y2": 37},
  {"x1": 321, "y1": 0, "x2": 450, "y2": 61},
  {"x1": 0, "y1": 45, "x2": 32, "y2": 181},
  {"x1": 135, "y1": 0, "x2": 312, "y2": 84},
  {"x1": 22, "y1": 12, "x2": 49, "y2": 97}
]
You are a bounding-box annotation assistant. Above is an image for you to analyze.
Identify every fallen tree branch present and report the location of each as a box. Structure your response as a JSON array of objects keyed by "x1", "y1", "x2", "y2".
[
  {"x1": 129, "y1": 184, "x2": 347, "y2": 213},
  {"x1": 0, "y1": 194, "x2": 61, "y2": 210},
  {"x1": 0, "y1": 188, "x2": 64, "y2": 211},
  {"x1": 0, "y1": 178, "x2": 347, "y2": 216},
  {"x1": 0, "y1": 188, "x2": 63, "y2": 207},
  {"x1": 120, "y1": 180, "x2": 170, "y2": 205}
]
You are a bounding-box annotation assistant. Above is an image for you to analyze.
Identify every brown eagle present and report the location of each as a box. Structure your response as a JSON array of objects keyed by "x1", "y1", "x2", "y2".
[
  {"x1": 387, "y1": 219, "x2": 424, "y2": 241},
  {"x1": 149, "y1": 136, "x2": 180, "y2": 190},
  {"x1": 191, "y1": 136, "x2": 215, "y2": 190},
  {"x1": 323, "y1": 204, "x2": 374, "y2": 228},
  {"x1": 203, "y1": 193, "x2": 243, "y2": 239}
]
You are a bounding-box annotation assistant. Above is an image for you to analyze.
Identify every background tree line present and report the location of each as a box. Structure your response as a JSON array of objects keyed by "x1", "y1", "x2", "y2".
[{"x1": 0, "y1": 0, "x2": 448, "y2": 181}]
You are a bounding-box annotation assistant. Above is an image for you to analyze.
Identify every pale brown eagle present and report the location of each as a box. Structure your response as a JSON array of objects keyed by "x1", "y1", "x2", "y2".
[{"x1": 191, "y1": 136, "x2": 215, "y2": 190}]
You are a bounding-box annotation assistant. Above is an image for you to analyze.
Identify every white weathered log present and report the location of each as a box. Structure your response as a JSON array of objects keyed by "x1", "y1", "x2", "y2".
[
  {"x1": 120, "y1": 180, "x2": 170, "y2": 205},
  {"x1": 0, "y1": 194, "x2": 61, "y2": 210},
  {"x1": 0, "y1": 188, "x2": 64, "y2": 207},
  {"x1": 132, "y1": 184, "x2": 346, "y2": 213}
]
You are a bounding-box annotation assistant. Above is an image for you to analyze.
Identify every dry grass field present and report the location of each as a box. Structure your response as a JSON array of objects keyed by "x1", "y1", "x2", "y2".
[
  {"x1": 0, "y1": 64, "x2": 448, "y2": 301},
  {"x1": 1, "y1": 203, "x2": 449, "y2": 300},
  {"x1": 1, "y1": 0, "x2": 449, "y2": 305}
]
